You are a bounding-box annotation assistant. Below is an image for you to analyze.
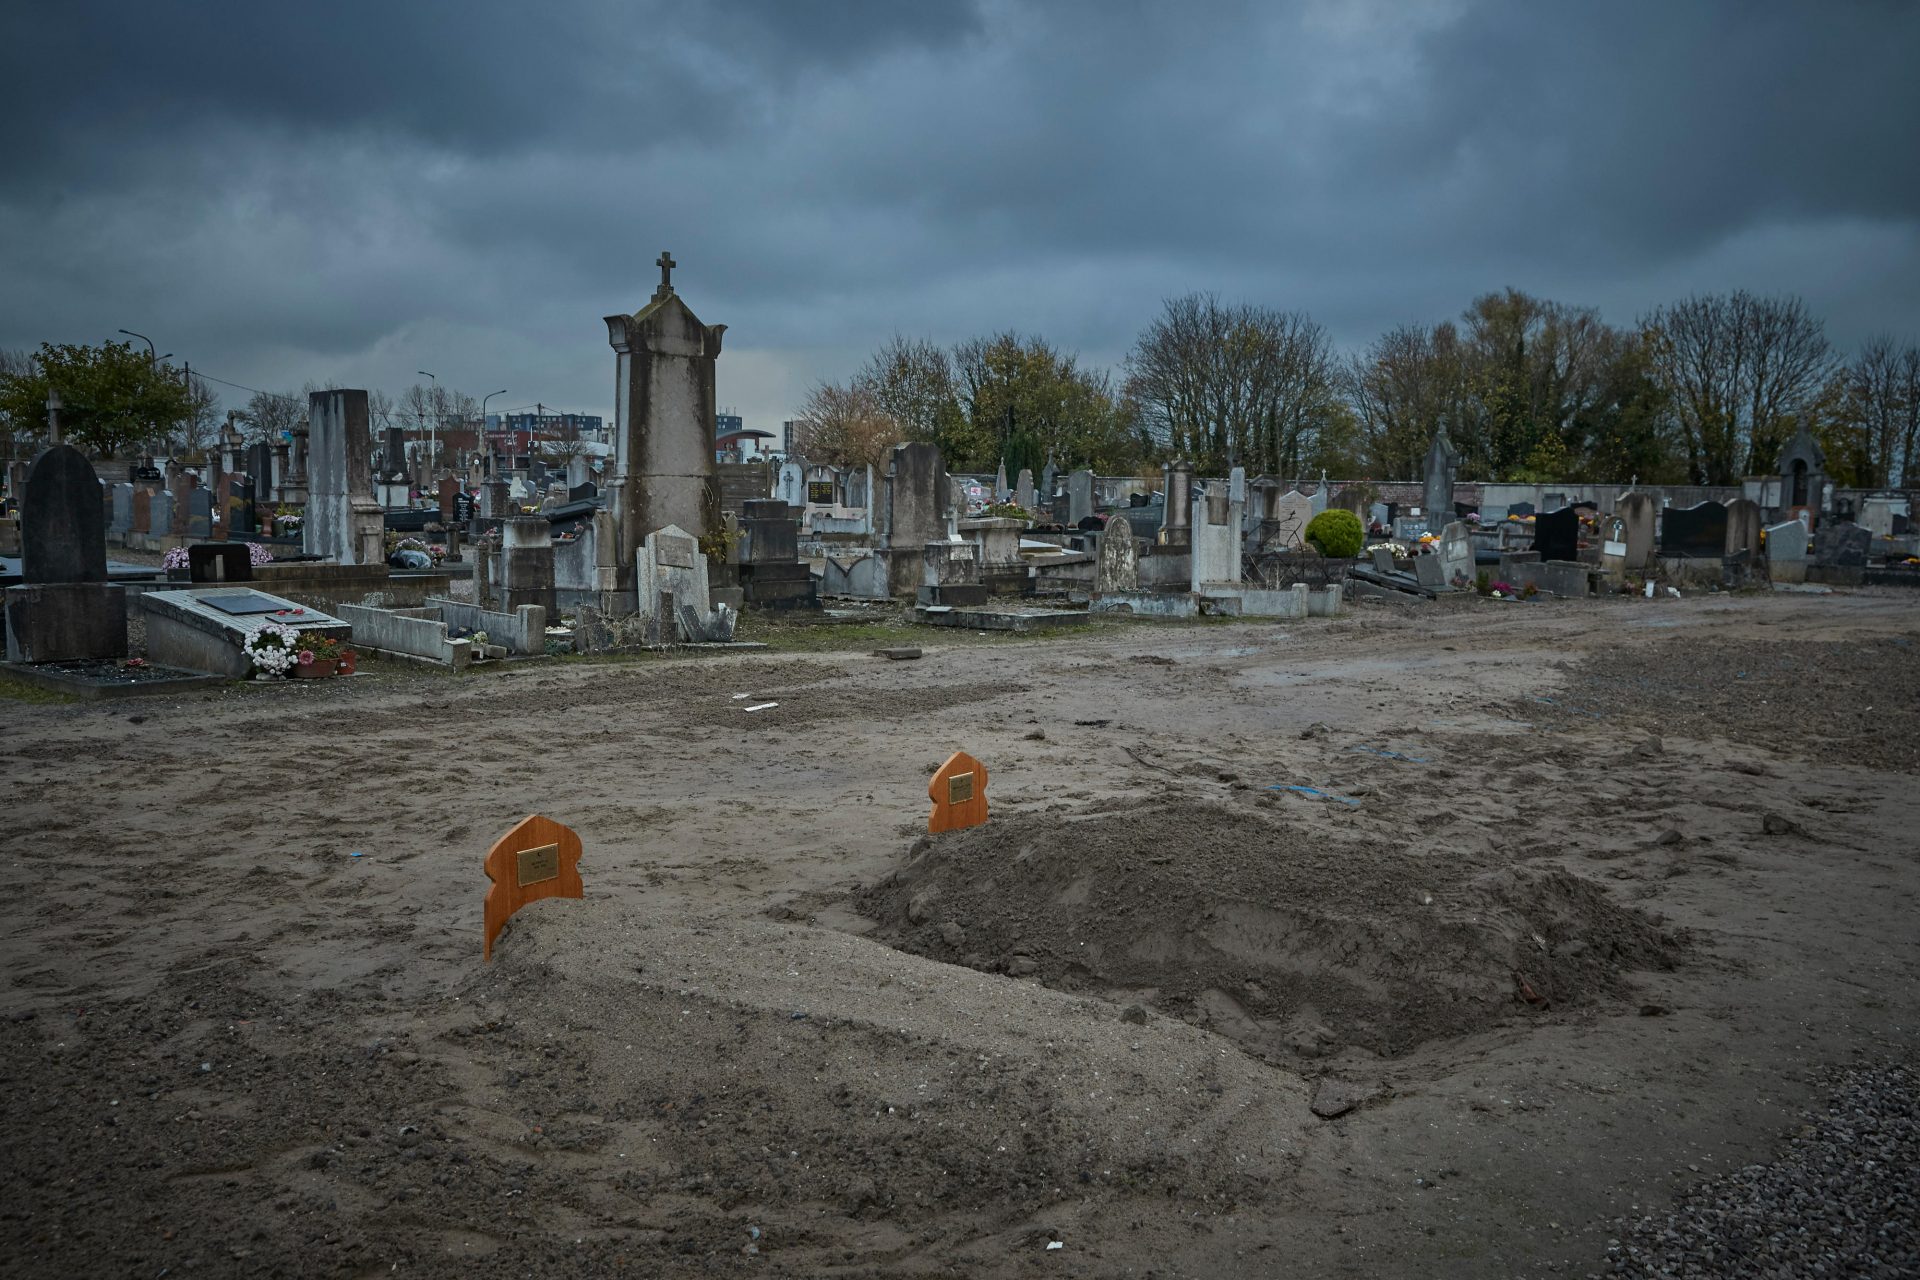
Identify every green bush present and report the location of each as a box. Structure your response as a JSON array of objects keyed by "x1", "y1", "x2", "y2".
[{"x1": 1303, "y1": 509, "x2": 1364, "y2": 559}]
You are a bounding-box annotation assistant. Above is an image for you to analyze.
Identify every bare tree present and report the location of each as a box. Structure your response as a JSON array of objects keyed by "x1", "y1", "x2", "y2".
[
  {"x1": 793, "y1": 380, "x2": 903, "y2": 470},
  {"x1": 239, "y1": 388, "x2": 306, "y2": 446},
  {"x1": 1902, "y1": 345, "x2": 1920, "y2": 487},
  {"x1": 1643, "y1": 291, "x2": 1835, "y2": 484},
  {"x1": 1125, "y1": 293, "x2": 1338, "y2": 474},
  {"x1": 858, "y1": 335, "x2": 959, "y2": 445},
  {"x1": 1837, "y1": 336, "x2": 1910, "y2": 487},
  {"x1": 175, "y1": 373, "x2": 222, "y2": 456},
  {"x1": 1344, "y1": 323, "x2": 1470, "y2": 478}
]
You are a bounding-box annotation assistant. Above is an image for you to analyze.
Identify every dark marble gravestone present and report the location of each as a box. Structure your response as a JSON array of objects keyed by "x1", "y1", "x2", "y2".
[
  {"x1": 1532, "y1": 506, "x2": 1581, "y2": 563},
  {"x1": 188, "y1": 544, "x2": 253, "y2": 584},
  {"x1": 1815, "y1": 523, "x2": 1871, "y2": 569},
  {"x1": 1508, "y1": 501, "x2": 1536, "y2": 519},
  {"x1": 6, "y1": 445, "x2": 127, "y2": 663},
  {"x1": 20, "y1": 445, "x2": 107, "y2": 583},
  {"x1": 1660, "y1": 501, "x2": 1728, "y2": 558}
]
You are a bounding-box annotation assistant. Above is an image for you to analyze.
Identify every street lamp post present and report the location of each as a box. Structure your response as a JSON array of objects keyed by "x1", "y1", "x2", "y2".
[
  {"x1": 118, "y1": 329, "x2": 157, "y2": 363},
  {"x1": 481, "y1": 389, "x2": 508, "y2": 466},
  {"x1": 117, "y1": 331, "x2": 171, "y2": 454},
  {"x1": 417, "y1": 370, "x2": 437, "y2": 476}
]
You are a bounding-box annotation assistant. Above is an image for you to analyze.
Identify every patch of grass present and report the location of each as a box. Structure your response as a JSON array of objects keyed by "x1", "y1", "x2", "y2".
[{"x1": 0, "y1": 670, "x2": 82, "y2": 704}]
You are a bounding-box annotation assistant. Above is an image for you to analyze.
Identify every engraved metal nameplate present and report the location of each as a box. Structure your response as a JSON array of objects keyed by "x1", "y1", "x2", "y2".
[
  {"x1": 517, "y1": 843, "x2": 560, "y2": 886},
  {"x1": 947, "y1": 772, "x2": 975, "y2": 804}
]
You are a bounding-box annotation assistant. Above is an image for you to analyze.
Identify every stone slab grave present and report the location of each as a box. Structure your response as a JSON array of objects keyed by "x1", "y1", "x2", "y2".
[
  {"x1": 1767, "y1": 520, "x2": 1809, "y2": 584},
  {"x1": 1265, "y1": 490, "x2": 1313, "y2": 551},
  {"x1": 917, "y1": 604, "x2": 1089, "y2": 633},
  {"x1": 334, "y1": 598, "x2": 549, "y2": 669},
  {"x1": 822, "y1": 552, "x2": 890, "y2": 600},
  {"x1": 918, "y1": 540, "x2": 985, "y2": 607},
  {"x1": 637, "y1": 524, "x2": 735, "y2": 643},
  {"x1": 1437, "y1": 521, "x2": 1475, "y2": 590},
  {"x1": 484, "y1": 814, "x2": 584, "y2": 962},
  {"x1": 5, "y1": 444, "x2": 127, "y2": 664},
  {"x1": 1531, "y1": 506, "x2": 1581, "y2": 563},
  {"x1": 738, "y1": 498, "x2": 816, "y2": 608},
  {"x1": 140, "y1": 587, "x2": 351, "y2": 678},
  {"x1": 1813, "y1": 523, "x2": 1871, "y2": 580},
  {"x1": 1093, "y1": 520, "x2": 1140, "y2": 592},
  {"x1": 1189, "y1": 481, "x2": 1242, "y2": 590},
  {"x1": 1660, "y1": 501, "x2": 1728, "y2": 561}
]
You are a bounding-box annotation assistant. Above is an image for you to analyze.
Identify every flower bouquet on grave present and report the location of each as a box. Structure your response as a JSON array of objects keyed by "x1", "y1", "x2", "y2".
[{"x1": 242, "y1": 622, "x2": 304, "y2": 679}]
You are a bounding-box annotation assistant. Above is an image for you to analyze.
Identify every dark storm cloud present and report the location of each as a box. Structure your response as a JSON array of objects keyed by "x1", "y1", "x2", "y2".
[{"x1": 0, "y1": 1, "x2": 1915, "y2": 428}]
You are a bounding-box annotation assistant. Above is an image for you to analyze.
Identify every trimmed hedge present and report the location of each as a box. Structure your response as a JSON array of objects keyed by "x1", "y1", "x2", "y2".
[{"x1": 1304, "y1": 508, "x2": 1364, "y2": 559}]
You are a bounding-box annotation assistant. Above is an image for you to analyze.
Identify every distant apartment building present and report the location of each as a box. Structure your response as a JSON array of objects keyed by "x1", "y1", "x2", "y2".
[{"x1": 478, "y1": 411, "x2": 606, "y2": 457}]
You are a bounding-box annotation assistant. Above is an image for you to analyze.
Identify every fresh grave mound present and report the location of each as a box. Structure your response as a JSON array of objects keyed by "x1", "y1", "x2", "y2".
[{"x1": 856, "y1": 800, "x2": 1684, "y2": 1062}]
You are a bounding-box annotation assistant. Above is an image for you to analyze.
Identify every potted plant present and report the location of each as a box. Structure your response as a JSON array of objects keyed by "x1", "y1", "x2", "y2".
[{"x1": 291, "y1": 633, "x2": 355, "y2": 678}]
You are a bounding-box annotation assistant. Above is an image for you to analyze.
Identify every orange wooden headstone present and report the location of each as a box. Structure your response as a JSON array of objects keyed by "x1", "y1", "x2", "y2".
[
  {"x1": 928, "y1": 751, "x2": 989, "y2": 834},
  {"x1": 483, "y1": 814, "x2": 584, "y2": 961}
]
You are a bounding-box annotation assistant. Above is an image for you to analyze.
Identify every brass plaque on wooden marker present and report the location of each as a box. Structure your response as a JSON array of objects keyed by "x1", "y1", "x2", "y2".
[
  {"x1": 947, "y1": 772, "x2": 975, "y2": 804},
  {"x1": 517, "y1": 843, "x2": 560, "y2": 886}
]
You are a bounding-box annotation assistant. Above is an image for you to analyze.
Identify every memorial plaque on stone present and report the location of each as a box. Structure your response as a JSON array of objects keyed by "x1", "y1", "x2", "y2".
[
  {"x1": 1660, "y1": 501, "x2": 1728, "y2": 559},
  {"x1": 807, "y1": 480, "x2": 835, "y2": 505},
  {"x1": 656, "y1": 533, "x2": 697, "y2": 569},
  {"x1": 1533, "y1": 506, "x2": 1580, "y2": 562},
  {"x1": 203, "y1": 590, "x2": 293, "y2": 616}
]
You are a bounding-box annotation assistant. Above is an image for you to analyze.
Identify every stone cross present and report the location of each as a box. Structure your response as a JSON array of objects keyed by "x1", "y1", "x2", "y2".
[{"x1": 655, "y1": 250, "x2": 676, "y2": 296}]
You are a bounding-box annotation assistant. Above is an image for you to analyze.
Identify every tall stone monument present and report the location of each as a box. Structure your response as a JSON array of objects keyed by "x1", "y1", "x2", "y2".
[
  {"x1": 603, "y1": 251, "x2": 725, "y2": 609},
  {"x1": 1422, "y1": 430, "x2": 1457, "y2": 535},
  {"x1": 1776, "y1": 423, "x2": 1827, "y2": 523},
  {"x1": 303, "y1": 389, "x2": 384, "y2": 565}
]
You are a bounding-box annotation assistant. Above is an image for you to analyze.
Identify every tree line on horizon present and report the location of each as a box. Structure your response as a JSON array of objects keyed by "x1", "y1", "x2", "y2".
[
  {"x1": 6, "y1": 287, "x2": 1916, "y2": 492},
  {"x1": 796, "y1": 288, "x2": 1920, "y2": 491},
  {"x1": 0, "y1": 348, "x2": 578, "y2": 472}
]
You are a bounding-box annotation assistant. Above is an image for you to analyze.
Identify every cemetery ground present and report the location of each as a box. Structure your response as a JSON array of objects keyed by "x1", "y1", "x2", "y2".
[{"x1": 2, "y1": 591, "x2": 1917, "y2": 1278}]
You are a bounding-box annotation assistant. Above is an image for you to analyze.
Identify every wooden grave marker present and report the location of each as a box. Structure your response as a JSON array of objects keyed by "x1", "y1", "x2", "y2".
[
  {"x1": 928, "y1": 750, "x2": 989, "y2": 834},
  {"x1": 483, "y1": 814, "x2": 584, "y2": 961}
]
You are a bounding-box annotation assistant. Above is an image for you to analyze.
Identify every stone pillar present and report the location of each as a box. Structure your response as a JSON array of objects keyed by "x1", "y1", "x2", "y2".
[
  {"x1": 1423, "y1": 431, "x2": 1457, "y2": 534},
  {"x1": 280, "y1": 431, "x2": 309, "y2": 506},
  {"x1": 1160, "y1": 460, "x2": 1193, "y2": 547},
  {"x1": 302, "y1": 390, "x2": 382, "y2": 564},
  {"x1": 603, "y1": 255, "x2": 725, "y2": 605},
  {"x1": 501, "y1": 516, "x2": 557, "y2": 618}
]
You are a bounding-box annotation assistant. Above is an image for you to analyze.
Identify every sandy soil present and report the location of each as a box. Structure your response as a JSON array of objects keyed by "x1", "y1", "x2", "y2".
[{"x1": 1, "y1": 589, "x2": 1916, "y2": 1277}]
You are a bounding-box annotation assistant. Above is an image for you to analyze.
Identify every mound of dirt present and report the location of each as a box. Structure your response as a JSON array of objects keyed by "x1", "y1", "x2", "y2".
[{"x1": 857, "y1": 799, "x2": 1684, "y2": 1062}]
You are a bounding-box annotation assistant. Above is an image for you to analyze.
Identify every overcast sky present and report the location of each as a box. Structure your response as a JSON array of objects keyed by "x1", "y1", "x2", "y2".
[{"x1": 3, "y1": 1, "x2": 1917, "y2": 432}]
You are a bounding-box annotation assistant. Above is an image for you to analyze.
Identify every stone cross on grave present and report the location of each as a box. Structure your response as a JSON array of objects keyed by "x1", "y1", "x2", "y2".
[{"x1": 654, "y1": 250, "x2": 676, "y2": 299}]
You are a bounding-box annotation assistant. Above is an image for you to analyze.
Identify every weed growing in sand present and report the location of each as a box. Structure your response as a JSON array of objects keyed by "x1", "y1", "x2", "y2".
[{"x1": 0, "y1": 671, "x2": 81, "y2": 704}]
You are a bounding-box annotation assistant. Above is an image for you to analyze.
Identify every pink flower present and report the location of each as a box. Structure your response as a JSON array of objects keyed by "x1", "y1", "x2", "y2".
[{"x1": 297, "y1": 650, "x2": 315, "y2": 665}]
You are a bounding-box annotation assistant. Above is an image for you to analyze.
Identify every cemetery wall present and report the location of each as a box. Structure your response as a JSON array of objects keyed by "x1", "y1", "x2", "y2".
[{"x1": 252, "y1": 562, "x2": 450, "y2": 610}]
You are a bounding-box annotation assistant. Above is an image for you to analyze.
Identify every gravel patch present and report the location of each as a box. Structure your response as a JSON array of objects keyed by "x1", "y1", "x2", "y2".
[{"x1": 1606, "y1": 1061, "x2": 1918, "y2": 1277}]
